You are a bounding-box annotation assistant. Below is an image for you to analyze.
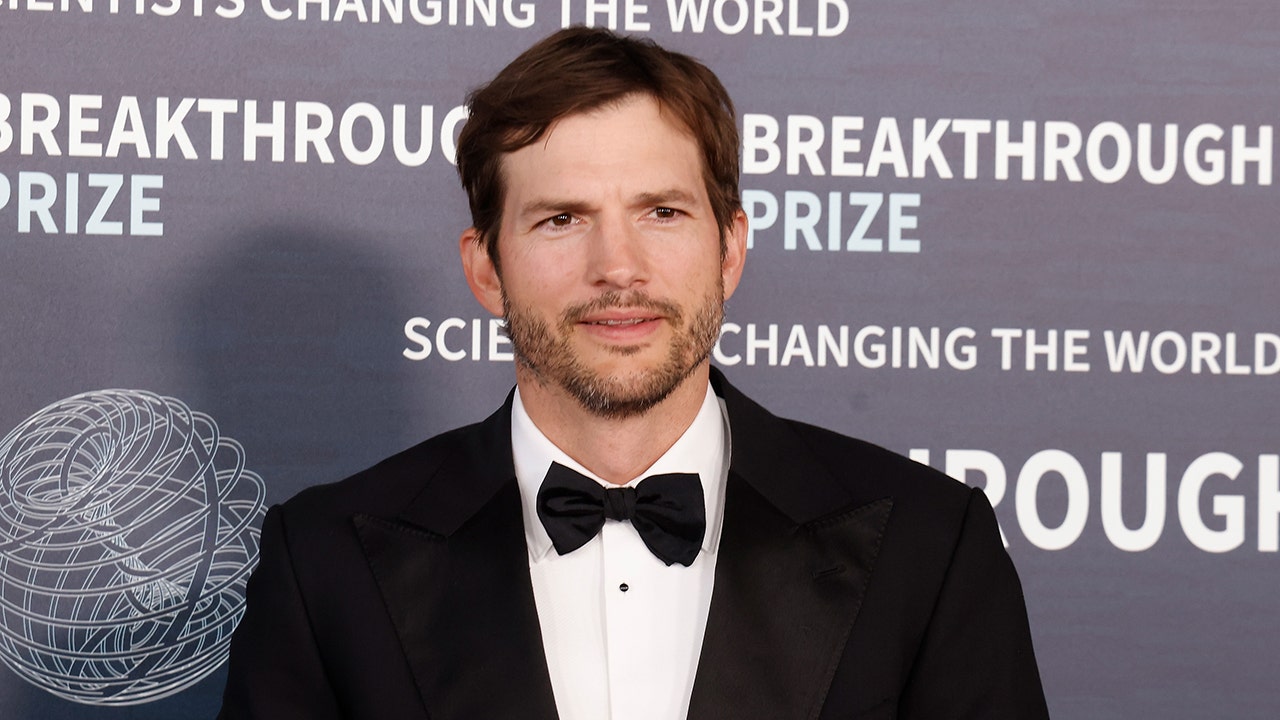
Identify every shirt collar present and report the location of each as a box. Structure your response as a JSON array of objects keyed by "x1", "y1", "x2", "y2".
[{"x1": 511, "y1": 383, "x2": 730, "y2": 564}]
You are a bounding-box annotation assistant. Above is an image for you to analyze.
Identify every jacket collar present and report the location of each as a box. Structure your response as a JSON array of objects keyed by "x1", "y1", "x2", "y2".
[
  {"x1": 355, "y1": 369, "x2": 891, "y2": 720},
  {"x1": 394, "y1": 386, "x2": 517, "y2": 536},
  {"x1": 396, "y1": 368, "x2": 861, "y2": 537},
  {"x1": 710, "y1": 367, "x2": 863, "y2": 524},
  {"x1": 690, "y1": 368, "x2": 892, "y2": 720}
]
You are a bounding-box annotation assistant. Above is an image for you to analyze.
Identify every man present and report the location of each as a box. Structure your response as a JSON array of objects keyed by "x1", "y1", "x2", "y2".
[{"x1": 220, "y1": 27, "x2": 1049, "y2": 720}]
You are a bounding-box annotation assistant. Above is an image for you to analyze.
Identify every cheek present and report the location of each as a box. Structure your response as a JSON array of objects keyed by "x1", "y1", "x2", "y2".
[
  {"x1": 498, "y1": 242, "x2": 577, "y2": 290},
  {"x1": 502, "y1": 273, "x2": 573, "y2": 316},
  {"x1": 509, "y1": 236, "x2": 584, "y2": 275},
  {"x1": 664, "y1": 249, "x2": 724, "y2": 290}
]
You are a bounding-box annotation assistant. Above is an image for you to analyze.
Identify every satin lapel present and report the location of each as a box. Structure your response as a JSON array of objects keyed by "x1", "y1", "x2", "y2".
[
  {"x1": 688, "y1": 370, "x2": 894, "y2": 720},
  {"x1": 352, "y1": 397, "x2": 559, "y2": 720},
  {"x1": 687, "y1": 476, "x2": 891, "y2": 720}
]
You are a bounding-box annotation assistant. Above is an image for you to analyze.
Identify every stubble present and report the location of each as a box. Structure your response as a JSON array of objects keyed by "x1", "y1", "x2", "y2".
[{"x1": 502, "y1": 287, "x2": 723, "y2": 419}]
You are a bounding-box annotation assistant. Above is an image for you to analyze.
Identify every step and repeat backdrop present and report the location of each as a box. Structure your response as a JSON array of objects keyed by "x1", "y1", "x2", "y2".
[{"x1": 1, "y1": 1, "x2": 1277, "y2": 718}]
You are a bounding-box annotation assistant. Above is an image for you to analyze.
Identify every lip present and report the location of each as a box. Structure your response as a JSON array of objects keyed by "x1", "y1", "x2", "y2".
[{"x1": 576, "y1": 310, "x2": 664, "y2": 342}]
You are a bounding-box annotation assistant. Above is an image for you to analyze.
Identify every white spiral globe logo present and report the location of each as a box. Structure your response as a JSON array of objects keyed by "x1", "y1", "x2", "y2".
[{"x1": 0, "y1": 390, "x2": 266, "y2": 705}]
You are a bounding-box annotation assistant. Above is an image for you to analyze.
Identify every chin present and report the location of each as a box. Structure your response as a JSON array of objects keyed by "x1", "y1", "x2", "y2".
[{"x1": 562, "y1": 359, "x2": 706, "y2": 420}]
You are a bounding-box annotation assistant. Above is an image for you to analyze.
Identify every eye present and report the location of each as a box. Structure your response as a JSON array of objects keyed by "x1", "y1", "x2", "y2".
[
  {"x1": 539, "y1": 213, "x2": 578, "y2": 231},
  {"x1": 652, "y1": 207, "x2": 680, "y2": 220}
]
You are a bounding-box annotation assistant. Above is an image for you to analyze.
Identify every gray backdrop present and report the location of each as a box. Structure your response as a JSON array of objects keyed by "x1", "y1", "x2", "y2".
[{"x1": 1, "y1": 1, "x2": 1277, "y2": 717}]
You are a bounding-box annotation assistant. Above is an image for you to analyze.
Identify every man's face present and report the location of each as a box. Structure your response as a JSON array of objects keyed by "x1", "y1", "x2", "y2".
[{"x1": 463, "y1": 94, "x2": 746, "y2": 418}]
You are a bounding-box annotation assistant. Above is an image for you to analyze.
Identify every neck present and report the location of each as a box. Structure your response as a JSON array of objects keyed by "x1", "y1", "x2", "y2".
[{"x1": 516, "y1": 364, "x2": 711, "y2": 485}]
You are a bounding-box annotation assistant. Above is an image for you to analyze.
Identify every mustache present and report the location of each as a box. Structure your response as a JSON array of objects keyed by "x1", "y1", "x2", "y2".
[{"x1": 560, "y1": 291, "x2": 683, "y2": 325}]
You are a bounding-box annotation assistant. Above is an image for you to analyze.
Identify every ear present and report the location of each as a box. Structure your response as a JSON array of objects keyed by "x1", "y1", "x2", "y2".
[
  {"x1": 720, "y1": 209, "x2": 748, "y2": 301},
  {"x1": 459, "y1": 228, "x2": 505, "y2": 316}
]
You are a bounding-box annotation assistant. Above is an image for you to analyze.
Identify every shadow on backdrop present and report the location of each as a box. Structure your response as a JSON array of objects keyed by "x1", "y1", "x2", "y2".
[
  {"x1": 174, "y1": 223, "x2": 422, "y2": 505},
  {"x1": 168, "y1": 223, "x2": 422, "y2": 719}
]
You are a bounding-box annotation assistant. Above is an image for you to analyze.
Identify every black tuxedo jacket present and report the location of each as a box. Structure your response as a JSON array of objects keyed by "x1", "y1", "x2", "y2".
[{"x1": 220, "y1": 371, "x2": 1049, "y2": 719}]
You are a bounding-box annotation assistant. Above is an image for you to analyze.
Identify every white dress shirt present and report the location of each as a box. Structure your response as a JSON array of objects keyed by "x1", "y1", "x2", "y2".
[{"x1": 511, "y1": 384, "x2": 730, "y2": 720}]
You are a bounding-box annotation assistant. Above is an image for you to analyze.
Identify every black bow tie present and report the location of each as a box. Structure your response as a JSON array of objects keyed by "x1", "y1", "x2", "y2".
[{"x1": 536, "y1": 462, "x2": 706, "y2": 567}]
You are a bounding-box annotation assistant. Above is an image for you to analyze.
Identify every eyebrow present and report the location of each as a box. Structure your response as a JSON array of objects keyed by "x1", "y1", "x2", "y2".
[
  {"x1": 517, "y1": 198, "x2": 594, "y2": 220},
  {"x1": 516, "y1": 188, "x2": 702, "y2": 222},
  {"x1": 633, "y1": 189, "x2": 699, "y2": 207}
]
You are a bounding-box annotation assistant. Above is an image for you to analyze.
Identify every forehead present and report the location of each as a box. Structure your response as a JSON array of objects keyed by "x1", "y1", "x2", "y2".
[{"x1": 498, "y1": 95, "x2": 708, "y2": 206}]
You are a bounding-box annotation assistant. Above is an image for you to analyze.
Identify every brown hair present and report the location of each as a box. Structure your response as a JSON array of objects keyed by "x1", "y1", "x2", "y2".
[{"x1": 455, "y1": 26, "x2": 741, "y2": 271}]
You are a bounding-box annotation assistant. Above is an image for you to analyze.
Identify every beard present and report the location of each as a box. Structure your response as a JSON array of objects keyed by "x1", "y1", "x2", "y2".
[{"x1": 502, "y1": 285, "x2": 724, "y2": 420}]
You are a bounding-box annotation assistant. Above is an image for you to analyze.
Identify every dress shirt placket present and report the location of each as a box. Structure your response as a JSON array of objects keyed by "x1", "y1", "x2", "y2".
[{"x1": 602, "y1": 520, "x2": 651, "y2": 720}]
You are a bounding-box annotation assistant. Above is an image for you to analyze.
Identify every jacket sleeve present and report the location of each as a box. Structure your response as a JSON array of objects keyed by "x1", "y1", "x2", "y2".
[
  {"x1": 218, "y1": 504, "x2": 344, "y2": 720},
  {"x1": 898, "y1": 488, "x2": 1051, "y2": 719}
]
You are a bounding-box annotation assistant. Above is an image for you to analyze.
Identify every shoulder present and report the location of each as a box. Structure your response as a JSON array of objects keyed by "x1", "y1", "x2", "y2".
[
  {"x1": 273, "y1": 418, "x2": 492, "y2": 533},
  {"x1": 715, "y1": 368, "x2": 988, "y2": 566},
  {"x1": 785, "y1": 418, "x2": 971, "y2": 515},
  {"x1": 766, "y1": 416, "x2": 1017, "y2": 645},
  {"x1": 714, "y1": 366, "x2": 974, "y2": 528},
  {"x1": 782, "y1": 416, "x2": 991, "y2": 554}
]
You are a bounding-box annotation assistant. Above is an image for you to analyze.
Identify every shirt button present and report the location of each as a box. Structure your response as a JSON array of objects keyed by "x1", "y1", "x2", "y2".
[{"x1": 619, "y1": 583, "x2": 629, "y2": 592}]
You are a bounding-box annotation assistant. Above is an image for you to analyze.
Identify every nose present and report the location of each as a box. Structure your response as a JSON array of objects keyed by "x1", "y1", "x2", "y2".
[{"x1": 586, "y1": 214, "x2": 649, "y2": 289}]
